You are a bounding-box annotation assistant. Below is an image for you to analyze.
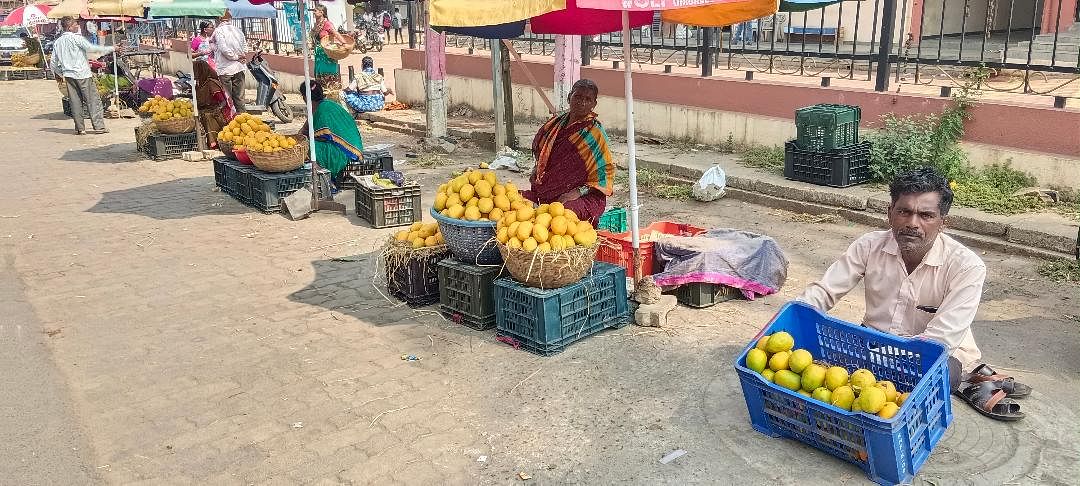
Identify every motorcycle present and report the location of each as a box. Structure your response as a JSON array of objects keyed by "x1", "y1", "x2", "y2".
[
  {"x1": 173, "y1": 70, "x2": 192, "y2": 99},
  {"x1": 348, "y1": 21, "x2": 384, "y2": 53},
  {"x1": 246, "y1": 48, "x2": 292, "y2": 123}
]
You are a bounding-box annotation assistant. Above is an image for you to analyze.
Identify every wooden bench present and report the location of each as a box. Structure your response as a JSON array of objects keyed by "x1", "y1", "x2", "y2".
[{"x1": 786, "y1": 26, "x2": 844, "y2": 47}]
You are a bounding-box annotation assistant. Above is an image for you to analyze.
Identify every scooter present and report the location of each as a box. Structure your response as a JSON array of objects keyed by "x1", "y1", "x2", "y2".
[
  {"x1": 173, "y1": 70, "x2": 192, "y2": 98},
  {"x1": 246, "y1": 49, "x2": 292, "y2": 123}
]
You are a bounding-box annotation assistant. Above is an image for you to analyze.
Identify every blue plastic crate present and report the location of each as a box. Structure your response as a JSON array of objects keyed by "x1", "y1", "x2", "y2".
[
  {"x1": 734, "y1": 302, "x2": 952, "y2": 486},
  {"x1": 495, "y1": 262, "x2": 630, "y2": 356}
]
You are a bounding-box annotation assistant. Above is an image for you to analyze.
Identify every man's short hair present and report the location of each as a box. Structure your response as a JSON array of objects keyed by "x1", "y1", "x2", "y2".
[
  {"x1": 60, "y1": 17, "x2": 78, "y2": 30},
  {"x1": 571, "y1": 78, "x2": 599, "y2": 98},
  {"x1": 889, "y1": 166, "x2": 954, "y2": 216}
]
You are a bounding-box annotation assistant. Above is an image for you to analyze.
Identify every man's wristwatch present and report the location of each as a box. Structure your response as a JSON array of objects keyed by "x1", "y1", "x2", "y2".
[{"x1": 578, "y1": 186, "x2": 589, "y2": 197}]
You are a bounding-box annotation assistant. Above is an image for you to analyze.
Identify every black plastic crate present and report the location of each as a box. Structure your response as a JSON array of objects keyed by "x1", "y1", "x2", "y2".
[
  {"x1": 795, "y1": 104, "x2": 861, "y2": 151},
  {"x1": 388, "y1": 250, "x2": 449, "y2": 307},
  {"x1": 783, "y1": 140, "x2": 872, "y2": 188},
  {"x1": 221, "y1": 161, "x2": 256, "y2": 199},
  {"x1": 0, "y1": 68, "x2": 50, "y2": 81},
  {"x1": 354, "y1": 179, "x2": 422, "y2": 228},
  {"x1": 437, "y1": 257, "x2": 501, "y2": 330},
  {"x1": 245, "y1": 166, "x2": 331, "y2": 213},
  {"x1": 340, "y1": 143, "x2": 395, "y2": 189},
  {"x1": 212, "y1": 157, "x2": 230, "y2": 189},
  {"x1": 670, "y1": 282, "x2": 739, "y2": 308},
  {"x1": 144, "y1": 132, "x2": 198, "y2": 161},
  {"x1": 495, "y1": 262, "x2": 630, "y2": 356}
]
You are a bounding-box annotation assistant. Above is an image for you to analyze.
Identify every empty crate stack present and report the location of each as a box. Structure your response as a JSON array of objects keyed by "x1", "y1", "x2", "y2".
[{"x1": 785, "y1": 104, "x2": 872, "y2": 188}]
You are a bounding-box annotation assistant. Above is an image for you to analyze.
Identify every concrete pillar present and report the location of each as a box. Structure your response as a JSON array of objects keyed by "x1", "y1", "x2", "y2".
[
  {"x1": 552, "y1": 35, "x2": 582, "y2": 113},
  {"x1": 425, "y1": 26, "x2": 447, "y2": 138}
]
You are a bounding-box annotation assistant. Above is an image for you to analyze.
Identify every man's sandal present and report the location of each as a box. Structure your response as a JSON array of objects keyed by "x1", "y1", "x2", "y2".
[
  {"x1": 956, "y1": 381, "x2": 1025, "y2": 421},
  {"x1": 966, "y1": 364, "x2": 1032, "y2": 398}
]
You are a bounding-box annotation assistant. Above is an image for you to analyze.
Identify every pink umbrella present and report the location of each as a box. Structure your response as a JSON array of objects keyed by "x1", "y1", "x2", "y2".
[{"x1": 2, "y1": 4, "x2": 54, "y2": 28}]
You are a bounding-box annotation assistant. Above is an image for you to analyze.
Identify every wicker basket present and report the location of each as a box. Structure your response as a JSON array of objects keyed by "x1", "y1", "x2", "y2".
[
  {"x1": 430, "y1": 207, "x2": 502, "y2": 265},
  {"x1": 247, "y1": 135, "x2": 309, "y2": 173},
  {"x1": 320, "y1": 35, "x2": 356, "y2": 61},
  {"x1": 498, "y1": 244, "x2": 598, "y2": 289},
  {"x1": 154, "y1": 116, "x2": 196, "y2": 134}
]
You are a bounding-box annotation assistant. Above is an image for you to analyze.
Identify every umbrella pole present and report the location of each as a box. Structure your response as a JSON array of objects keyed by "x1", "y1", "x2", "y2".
[
  {"x1": 622, "y1": 10, "x2": 642, "y2": 285},
  {"x1": 299, "y1": 0, "x2": 343, "y2": 213},
  {"x1": 188, "y1": 40, "x2": 205, "y2": 151},
  {"x1": 112, "y1": 30, "x2": 119, "y2": 108}
]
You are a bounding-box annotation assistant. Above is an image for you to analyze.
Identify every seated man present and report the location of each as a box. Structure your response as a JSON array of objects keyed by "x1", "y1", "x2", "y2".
[
  {"x1": 798, "y1": 167, "x2": 1030, "y2": 421},
  {"x1": 523, "y1": 78, "x2": 615, "y2": 228}
]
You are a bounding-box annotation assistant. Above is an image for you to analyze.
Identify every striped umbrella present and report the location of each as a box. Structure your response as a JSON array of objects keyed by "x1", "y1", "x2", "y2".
[{"x1": 2, "y1": 4, "x2": 54, "y2": 27}]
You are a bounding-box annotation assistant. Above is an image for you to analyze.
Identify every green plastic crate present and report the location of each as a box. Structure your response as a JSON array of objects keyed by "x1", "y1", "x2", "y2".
[
  {"x1": 597, "y1": 207, "x2": 628, "y2": 233},
  {"x1": 795, "y1": 104, "x2": 860, "y2": 151}
]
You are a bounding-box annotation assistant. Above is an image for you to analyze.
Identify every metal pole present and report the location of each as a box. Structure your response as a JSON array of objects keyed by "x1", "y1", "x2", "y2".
[
  {"x1": 491, "y1": 38, "x2": 507, "y2": 150},
  {"x1": 271, "y1": 17, "x2": 280, "y2": 54},
  {"x1": 581, "y1": 34, "x2": 591, "y2": 66},
  {"x1": 700, "y1": 27, "x2": 714, "y2": 77},
  {"x1": 621, "y1": 11, "x2": 642, "y2": 284},
  {"x1": 407, "y1": 0, "x2": 417, "y2": 49},
  {"x1": 875, "y1": 0, "x2": 898, "y2": 91}
]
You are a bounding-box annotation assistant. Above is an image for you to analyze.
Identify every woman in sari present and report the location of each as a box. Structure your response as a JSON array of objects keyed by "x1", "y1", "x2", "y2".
[
  {"x1": 311, "y1": 5, "x2": 348, "y2": 97},
  {"x1": 298, "y1": 81, "x2": 364, "y2": 188},
  {"x1": 193, "y1": 59, "x2": 235, "y2": 148},
  {"x1": 190, "y1": 21, "x2": 216, "y2": 71},
  {"x1": 525, "y1": 79, "x2": 616, "y2": 227},
  {"x1": 343, "y1": 56, "x2": 393, "y2": 114}
]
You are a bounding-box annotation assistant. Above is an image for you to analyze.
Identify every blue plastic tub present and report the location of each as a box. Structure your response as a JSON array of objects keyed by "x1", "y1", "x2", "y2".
[
  {"x1": 734, "y1": 302, "x2": 952, "y2": 486},
  {"x1": 495, "y1": 262, "x2": 630, "y2": 355}
]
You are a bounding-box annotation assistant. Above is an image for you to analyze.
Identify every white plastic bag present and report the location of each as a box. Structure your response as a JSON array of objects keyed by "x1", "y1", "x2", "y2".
[{"x1": 693, "y1": 165, "x2": 727, "y2": 202}]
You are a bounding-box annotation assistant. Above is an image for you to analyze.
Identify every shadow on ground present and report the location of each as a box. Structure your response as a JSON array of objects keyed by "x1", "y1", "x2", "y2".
[
  {"x1": 288, "y1": 251, "x2": 440, "y2": 327},
  {"x1": 86, "y1": 176, "x2": 254, "y2": 219},
  {"x1": 59, "y1": 142, "x2": 145, "y2": 163},
  {"x1": 33, "y1": 112, "x2": 70, "y2": 121}
]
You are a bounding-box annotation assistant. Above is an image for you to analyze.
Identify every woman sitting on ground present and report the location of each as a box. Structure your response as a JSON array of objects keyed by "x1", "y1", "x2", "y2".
[
  {"x1": 343, "y1": 56, "x2": 393, "y2": 114},
  {"x1": 297, "y1": 80, "x2": 364, "y2": 188},
  {"x1": 524, "y1": 78, "x2": 615, "y2": 227}
]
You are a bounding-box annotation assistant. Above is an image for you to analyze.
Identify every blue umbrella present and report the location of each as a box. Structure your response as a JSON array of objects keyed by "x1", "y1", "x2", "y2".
[{"x1": 226, "y1": 0, "x2": 276, "y2": 19}]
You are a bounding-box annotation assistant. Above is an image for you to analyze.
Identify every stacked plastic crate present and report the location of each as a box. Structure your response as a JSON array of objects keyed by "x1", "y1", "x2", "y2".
[{"x1": 785, "y1": 104, "x2": 872, "y2": 188}]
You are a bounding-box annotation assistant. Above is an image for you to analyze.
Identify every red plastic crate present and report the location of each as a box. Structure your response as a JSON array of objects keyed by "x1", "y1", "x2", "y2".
[{"x1": 596, "y1": 221, "x2": 706, "y2": 277}]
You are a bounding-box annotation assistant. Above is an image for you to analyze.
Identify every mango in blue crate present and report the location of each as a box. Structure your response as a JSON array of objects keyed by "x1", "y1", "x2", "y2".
[
  {"x1": 788, "y1": 349, "x2": 813, "y2": 374},
  {"x1": 764, "y1": 331, "x2": 795, "y2": 354},
  {"x1": 773, "y1": 370, "x2": 802, "y2": 391},
  {"x1": 746, "y1": 348, "x2": 768, "y2": 373},
  {"x1": 849, "y1": 369, "x2": 876, "y2": 391},
  {"x1": 830, "y1": 386, "x2": 856, "y2": 411}
]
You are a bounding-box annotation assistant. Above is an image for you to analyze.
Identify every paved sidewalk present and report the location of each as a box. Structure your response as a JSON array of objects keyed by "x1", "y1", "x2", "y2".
[
  {"x1": 360, "y1": 109, "x2": 1080, "y2": 259},
  {"x1": 2, "y1": 79, "x2": 1079, "y2": 485}
]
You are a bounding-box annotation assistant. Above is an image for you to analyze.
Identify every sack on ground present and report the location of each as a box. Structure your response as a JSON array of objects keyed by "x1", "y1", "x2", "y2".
[{"x1": 693, "y1": 165, "x2": 726, "y2": 202}]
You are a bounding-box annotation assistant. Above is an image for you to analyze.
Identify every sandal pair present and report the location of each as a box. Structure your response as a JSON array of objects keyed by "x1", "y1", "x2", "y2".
[{"x1": 955, "y1": 364, "x2": 1031, "y2": 422}]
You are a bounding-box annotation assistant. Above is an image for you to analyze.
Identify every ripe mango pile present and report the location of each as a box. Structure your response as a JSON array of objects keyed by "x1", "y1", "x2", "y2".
[
  {"x1": 495, "y1": 201, "x2": 597, "y2": 252},
  {"x1": 216, "y1": 114, "x2": 297, "y2": 153},
  {"x1": 434, "y1": 169, "x2": 515, "y2": 222},
  {"x1": 746, "y1": 332, "x2": 911, "y2": 420},
  {"x1": 394, "y1": 222, "x2": 444, "y2": 249},
  {"x1": 139, "y1": 96, "x2": 193, "y2": 121}
]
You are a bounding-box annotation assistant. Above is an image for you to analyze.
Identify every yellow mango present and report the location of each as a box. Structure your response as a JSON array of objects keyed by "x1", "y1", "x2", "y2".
[
  {"x1": 497, "y1": 227, "x2": 509, "y2": 244},
  {"x1": 516, "y1": 221, "x2": 533, "y2": 241},
  {"x1": 474, "y1": 180, "x2": 492, "y2": 198},
  {"x1": 550, "y1": 216, "x2": 568, "y2": 236},
  {"x1": 459, "y1": 184, "x2": 475, "y2": 201},
  {"x1": 522, "y1": 237, "x2": 538, "y2": 252},
  {"x1": 532, "y1": 224, "x2": 550, "y2": 244},
  {"x1": 464, "y1": 206, "x2": 482, "y2": 221},
  {"x1": 434, "y1": 193, "x2": 448, "y2": 211},
  {"x1": 478, "y1": 197, "x2": 494, "y2": 214}
]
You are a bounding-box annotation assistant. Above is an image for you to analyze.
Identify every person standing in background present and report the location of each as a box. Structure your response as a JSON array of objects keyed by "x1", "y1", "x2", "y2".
[
  {"x1": 51, "y1": 17, "x2": 120, "y2": 134},
  {"x1": 84, "y1": 20, "x2": 98, "y2": 45},
  {"x1": 391, "y1": 8, "x2": 404, "y2": 44},
  {"x1": 190, "y1": 20, "x2": 216, "y2": 71},
  {"x1": 212, "y1": 12, "x2": 248, "y2": 113}
]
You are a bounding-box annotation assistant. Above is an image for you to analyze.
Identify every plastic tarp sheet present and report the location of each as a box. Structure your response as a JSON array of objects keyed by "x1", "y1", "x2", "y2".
[
  {"x1": 148, "y1": 0, "x2": 226, "y2": 19},
  {"x1": 531, "y1": 0, "x2": 652, "y2": 35},
  {"x1": 652, "y1": 228, "x2": 789, "y2": 299},
  {"x1": 429, "y1": 0, "x2": 565, "y2": 28},
  {"x1": 661, "y1": 0, "x2": 778, "y2": 27},
  {"x1": 225, "y1": 0, "x2": 275, "y2": 19}
]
